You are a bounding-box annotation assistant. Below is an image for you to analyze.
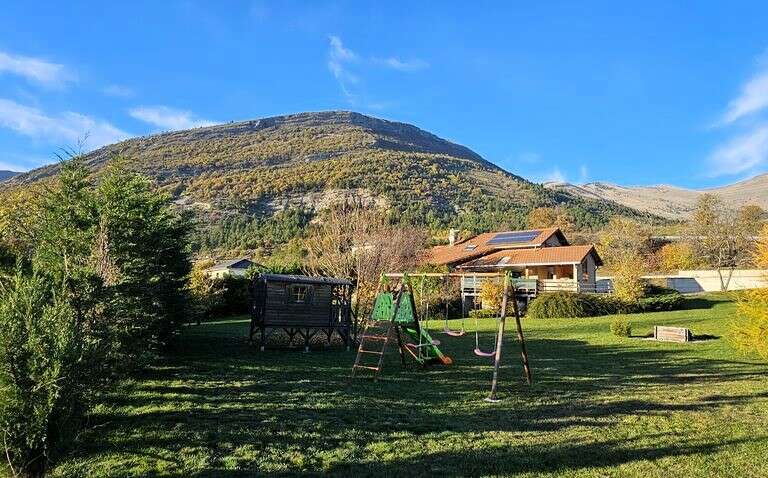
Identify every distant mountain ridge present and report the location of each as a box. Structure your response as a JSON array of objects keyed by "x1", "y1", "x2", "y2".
[
  {"x1": 546, "y1": 174, "x2": 768, "y2": 220},
  {"x1": 2, "y1": 111, "x2": 650, "y2": 231},
  {"x1": 0, "y1": 170, "x2": 19, "y2": 182}
]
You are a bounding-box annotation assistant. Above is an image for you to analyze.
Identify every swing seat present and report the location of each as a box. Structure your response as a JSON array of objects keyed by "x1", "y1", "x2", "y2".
[
  {"x1": 473, "y1": 348, "x2": 496, "y2": 358},
  {"x1": 443, "y1": 325, "x2": 465, "y2": 337}
]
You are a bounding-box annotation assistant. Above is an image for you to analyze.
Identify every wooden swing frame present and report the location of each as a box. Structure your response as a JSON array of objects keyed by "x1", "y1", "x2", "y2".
[{"x1": 383, "y1": 271, "x2": 533, "y2": 401}]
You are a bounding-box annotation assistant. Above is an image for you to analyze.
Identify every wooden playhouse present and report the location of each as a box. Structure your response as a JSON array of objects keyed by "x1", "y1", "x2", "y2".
[{"x1": 250, "y1": 273, "x2": 353, "y2": 351}]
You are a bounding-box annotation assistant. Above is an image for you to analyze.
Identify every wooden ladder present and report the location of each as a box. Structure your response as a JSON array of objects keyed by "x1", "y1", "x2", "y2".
[{"x1": 351, "y1": 319, "x2": 395, "y2": 379}]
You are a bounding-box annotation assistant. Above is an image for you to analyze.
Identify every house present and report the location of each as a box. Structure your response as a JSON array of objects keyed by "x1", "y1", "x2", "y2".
[
  {"x1": 424, "y1": 228, "x2": 603, "y2": 305},
  {"x1": 205, "y1": 258, "x2": 256, "y2": 279}
]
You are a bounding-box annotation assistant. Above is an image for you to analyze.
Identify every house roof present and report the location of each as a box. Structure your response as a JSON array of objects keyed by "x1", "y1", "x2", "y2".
[
  {"x1": 456, "y1": 245, "x2": 603, "y2": 269},
  {"x1": 207, "y1": 258, "x2": 254, "y2": 271},
  {"x1": 424, "y1": 227, "x2": 565, "y2": 266},
  {"x1": 257, "y1": 274, "x2": 352, "y2": 286}
]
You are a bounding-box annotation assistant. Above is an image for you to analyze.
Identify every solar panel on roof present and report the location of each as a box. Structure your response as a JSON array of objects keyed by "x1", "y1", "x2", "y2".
[{"x1": 487, "y1": 230, "x2": 541, "y2": 245}]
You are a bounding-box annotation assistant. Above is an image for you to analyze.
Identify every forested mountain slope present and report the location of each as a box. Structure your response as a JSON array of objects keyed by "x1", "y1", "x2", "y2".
[{"x1": 3, "y1": 111, "x2": 653, "y2": 251}]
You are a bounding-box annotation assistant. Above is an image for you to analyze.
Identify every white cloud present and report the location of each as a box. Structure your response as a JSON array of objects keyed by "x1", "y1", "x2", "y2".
[
  {"x1": 0, "y1": 50, "x2": 75, "y2": 87},
  {"x1": 327, "y1": 36, "x2": 359, "y2": 101},
  {"x1": 708, "y1": 125, "x2": 768, "y2": 176},
  {"x1": 0, "y1": 98, "x2": 131, "y2": 150},
  {"x1": 326, "y1": 36, "x2": 428, "y2": 106},
  {"x1": 720, "y1": 71, "x2": 768, "y2": 124},
  {"x1": 373, "y1": 57, "x2": 429, "y2": 71},
  {"x1": 578, "y1": 165, "x2": 589, "y2": 183},
  {"x1": 103, "y1": 84, "x2": 135, "y2": 98},
  {"x1": 129, "y1": 105, "x2": 217, "y2": 131},
  {"x1": 537, "y1": 167, "x2": 567, "y2": 184},
  {"x1": 329, "y1": 35, "x2": 357, "y2": 64}
]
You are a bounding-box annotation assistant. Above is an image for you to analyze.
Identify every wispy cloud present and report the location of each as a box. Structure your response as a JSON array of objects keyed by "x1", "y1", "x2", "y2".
[
  {"x1": 535, "y1": 167, "x2": 567, "y2": 184},
  {"x1": 326, "y1": 36, "x2": 428, "y2": 107},
  {"x1": 0, "y1": 50, "x2": 75, "y2": 87},
  {"x1": 129, "y1": 105, "x2": 217, "y2": 131},
  {"x1": 709, "y1": 50, "x2": 768, "y2": 177},
  {"x1": 0, "y1": 98, "x2": 130, "y2": 150},
  {"x1": 327, "y1": 36, "x2": 359, "y2": 101},
  {"x1": 103, "y1": 84, "x2": 135, "y2": 98},
  {"x1": 720, "y1": 70, "x2": 768, "y2": 125},
  {"x1": 708, "y1": 125, "x2": 768, "y2": 177},
  {"x1": 578, "y1": 165, "x2": 589, "y2": 183},
  {"x1": 372, "y1": 57, "x2": 429, "y2": 71}
]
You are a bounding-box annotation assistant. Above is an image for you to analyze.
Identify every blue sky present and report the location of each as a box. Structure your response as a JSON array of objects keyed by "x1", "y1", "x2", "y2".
[{"x1": 2, "y1": 1, "x2": 768, "y2": 188}]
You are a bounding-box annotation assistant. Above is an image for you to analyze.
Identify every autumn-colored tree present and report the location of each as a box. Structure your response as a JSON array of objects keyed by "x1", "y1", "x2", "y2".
[
  {"x1": 657, "y1": 242, "x2": 698, "y2": 271},
  {"x1": 612, "y1": 254, "x2": 646, "y2": 303},
  {"x1": 188, "y1": 259, "x2": 224, "y2": 323},
  {"x1": 526, "y1": 206, "x2": 575, "y2": 234},
  {"x1": 478, "y1": 279, "x2": 506, "y2": 312},
  {"x1": 732, "y1": 223, "x2": 768, "y2": 361},
  {"x1": 598, "y1": 217, "x2": 652, "y2": 267},
  {"x1": 304, "y1": 203, "x2": 426, "y2": 320},
  {"x1": 736, "y1": 204, "x2": 766, "y2": 237},
  {"x1": 598, "y1": 217, "x2": 651, "y2": 303},
  {"x1": 689, "y1": 194, "x2": 754, "y2": 290}
]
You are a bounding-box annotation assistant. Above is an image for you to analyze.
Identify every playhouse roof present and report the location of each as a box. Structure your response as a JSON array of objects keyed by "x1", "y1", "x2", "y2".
[{"x1": 257, "y1": 273, "x2": 352, "y2": 286}]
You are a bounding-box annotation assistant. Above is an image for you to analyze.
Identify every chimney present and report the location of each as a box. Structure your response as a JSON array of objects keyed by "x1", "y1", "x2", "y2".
[{"x1": 448, "y1": 228, "x2": 457, "y2": 246}]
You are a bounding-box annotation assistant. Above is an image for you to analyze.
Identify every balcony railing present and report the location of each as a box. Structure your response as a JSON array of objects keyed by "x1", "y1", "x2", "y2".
[{"x1": 461, "y1": 275, "x2": 612, "y2": 296}]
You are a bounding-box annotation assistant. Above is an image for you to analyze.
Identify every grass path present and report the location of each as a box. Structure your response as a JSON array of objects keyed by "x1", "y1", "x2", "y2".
[{"x1": 52, "y1": 293, "x2": 768, "y2": 477}]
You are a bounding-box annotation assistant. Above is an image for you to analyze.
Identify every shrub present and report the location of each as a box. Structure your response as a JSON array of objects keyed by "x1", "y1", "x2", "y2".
[
  {"x1": 0, "y1": 273, "x2": 92, "y2": 478},
  {"x1": 610, "y1": 319, "x2": 632, "y2": 337},
  {"x1": 732, "y1": 288, "x2": 768, "y2": 361},
  {"x1": 527, "y1": 292, "x2": 621, "y2": 319},
  {"x1": 731, "y1": 224, "x2": 768, "y2": 361},
  {"x1": 469, "y1": 308, "x2": 499, "y2": 319},
  {"x1": 637, "y1": 284, "x2": 684, "y2": 312},
  {"x1": 638, "y1": 290, "x2": 684, "y2": 312}
]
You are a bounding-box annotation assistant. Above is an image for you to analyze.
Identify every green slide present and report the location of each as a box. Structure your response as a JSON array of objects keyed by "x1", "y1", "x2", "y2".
[{"x1": 371, "y1": 291, "x2": 452, "y2": 365}]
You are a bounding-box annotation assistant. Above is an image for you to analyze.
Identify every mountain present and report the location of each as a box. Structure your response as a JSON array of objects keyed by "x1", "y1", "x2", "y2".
[
  {"x1": 0, "y1": 170, "x2": 19, "y2": 182},
  {"x1": 2, "y1": 111, "x2": 649, "y2": 235},
  {"x1": 547, "y1": 174, "x2": 768, "y2": 220}
]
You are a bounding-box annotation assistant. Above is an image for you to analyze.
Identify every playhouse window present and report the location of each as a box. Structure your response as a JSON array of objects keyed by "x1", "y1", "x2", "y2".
[{"x1": 290, "y1": 285, "x2": 309, "y2": 303}]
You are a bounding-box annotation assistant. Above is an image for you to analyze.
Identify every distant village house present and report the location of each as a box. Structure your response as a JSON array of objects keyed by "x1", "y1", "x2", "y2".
[{"x1": 205, "y1": 258, "x2": 256, "y2": 279}]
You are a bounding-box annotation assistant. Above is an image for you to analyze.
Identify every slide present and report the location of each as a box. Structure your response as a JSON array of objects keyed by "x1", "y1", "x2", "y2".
[
  {"x1": 394, "y1": 292, "x2": 452, "y2": 365},
  {"x1": 401, "y1": 326, "x2": 453, "y2": 365},
  {"x1": 370, "y1": 289, "x2": 452, "y2": 365}
]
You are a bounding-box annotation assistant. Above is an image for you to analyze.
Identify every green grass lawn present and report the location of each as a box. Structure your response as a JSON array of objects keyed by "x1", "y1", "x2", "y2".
[{"x1": 52, "y1": 293, "x2": 768, "y2": 477}]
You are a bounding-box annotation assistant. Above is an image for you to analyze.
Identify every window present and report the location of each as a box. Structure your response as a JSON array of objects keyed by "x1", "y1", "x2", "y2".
[
  {"x1": 547, "y1": 266, "x2": 555, "y2": 279},
  {"x1": 289, "y1": 284, "x2": 310, "y2": 304},
  {"x1": 464, "y1": 244, "x2": 478, "y2": 251}
]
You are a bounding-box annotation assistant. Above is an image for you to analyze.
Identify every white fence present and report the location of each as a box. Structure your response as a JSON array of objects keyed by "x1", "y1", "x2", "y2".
[{"x1": 598, "y1": 269, "x2": 768, "y2": 293}]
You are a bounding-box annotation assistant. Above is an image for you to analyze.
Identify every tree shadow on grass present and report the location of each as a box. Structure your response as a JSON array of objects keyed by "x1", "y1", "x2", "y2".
[{"x1": 63, "y1": 320, "x2": 768, "y2": 477}]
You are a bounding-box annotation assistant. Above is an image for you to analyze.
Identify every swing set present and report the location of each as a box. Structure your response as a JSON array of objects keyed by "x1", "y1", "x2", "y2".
[{"x1": 351, "y1": 271, "x2": 532, "y2": 401}]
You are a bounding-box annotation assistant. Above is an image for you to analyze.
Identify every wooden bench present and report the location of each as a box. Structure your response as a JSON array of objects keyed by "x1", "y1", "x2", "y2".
[{"x1": 653, "y1": 326, "x2": 692, "y2": 343}]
